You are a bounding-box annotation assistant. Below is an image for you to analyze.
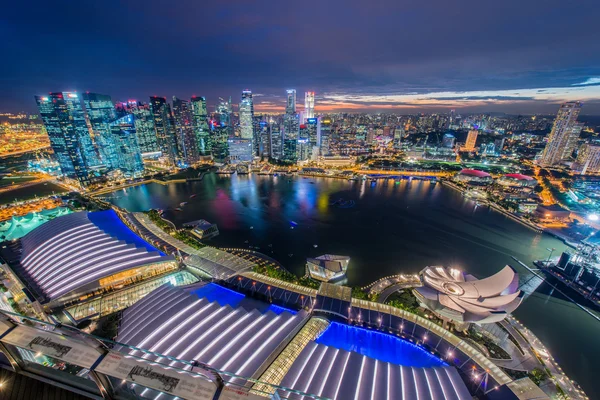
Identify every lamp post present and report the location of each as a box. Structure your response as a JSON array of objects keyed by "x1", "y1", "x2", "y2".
[{"x1": 546, "y1": 247, "x2": 555, "y2": 266}]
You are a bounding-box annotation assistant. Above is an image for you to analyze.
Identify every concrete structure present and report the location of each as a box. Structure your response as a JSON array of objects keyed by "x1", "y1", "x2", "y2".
[
  {"x1": 463, "y1": 129, "x2": 478, "y2": 151},
  {"x1": 497, "y1": 173, "x2": 538, "y2": 188},
  {"x1": 414, "y1": 265, "x2": 523, "y2": 326},
  {"x1": 306, "y1": 254, "x2": 349, "y2": 282},
  {"x1": 573, "y1": 143, "x2": 600, "y2": 175},
  {"x1": 535, "y1": 204, "x2": 571, "y2": 222}
]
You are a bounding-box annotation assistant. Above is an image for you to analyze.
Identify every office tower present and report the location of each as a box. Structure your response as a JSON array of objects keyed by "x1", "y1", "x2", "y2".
[
  {"x1": 481, "y1": 142, "x2": 495, "y2": 155},
  {"x1": 464, "y1": 129, "x2": 478, "y2": 151},
  {"x1": 540, "y1": 102, "x2": 582, "y2": 166},
  {"x1": 306, "y1": 117, "x2": 318, "y2": 147},
  {"x1": 442, "y1": 133, "x2": 455, "y2": 149},
  {"x1": 216, "y1": 97, "x2": 232, "y2": 131},
  {"x1": 35, "y1": 92, "x2": 98, "y2": 186},
  {"x1": 283, "y1": 113, "x2": 299, "y2": 162},
  {"x1": 494, "y1": 137, "x2": 505, "y2": 155},
  {"x1": 318, "y1": 117, "x2": 332, "y2": 156},
  {"x1": 270, "y1": 122, "x2": 283, "y2": 160},
  {"x1": 286, "y1": 89, "x2": 296, "y2": 114},
  {"x1": 129, "y1": 102, "x2": 159, "y2": 156},
  {"x1": 150, "y1": 96, "x2": 178, "y2": 164},
  {"x1": 82, "y1": 93, "x2": 119, "y2": 169},
  {"x1": 304, "y1": 92, "x2": 315, "y2": 119},
  {"x1": 253, "y1": 116, "x2": 270, "y2": 157},
  {"x1": 172, "y1": 97, "x2": 199, "y2": 165},
  {"x1": 297, "y1": 124, "x2": 310, "y2": 161},
  {"x1": 109, "y1": 114, "x2": 145, "y2": 178},
  {"x1": 574, "y1": 143, "x2": 600, "y2": 174},
  {"x1": 190, "y1": 96, "x2": 211, "y2": 156},
  {"x1": 393, "y1": 127, "x2": 404, "y2": 150},
  {"x1": 238, "y1": 90, "x2": 255, "y2": 160},
  {"x1": 211, "y1": 124, "x2": 230, "y2": 163},
  {"x1": 228, "y1": 138, "x2": 253, "y2": 163}
]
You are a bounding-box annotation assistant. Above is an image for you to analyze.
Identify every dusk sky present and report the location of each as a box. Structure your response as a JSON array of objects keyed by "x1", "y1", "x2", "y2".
[{"x1": 3, "y1": 0, "x2": 600, "y2": 114}]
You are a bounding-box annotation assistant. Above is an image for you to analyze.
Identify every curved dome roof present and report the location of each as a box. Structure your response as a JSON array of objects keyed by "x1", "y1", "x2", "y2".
[
  {"x1": 415, "y1": 266, "x2": 523, "y2": 324},
  {"x1": 17, "y1": 210, "x2": 173, "y2": 302}
]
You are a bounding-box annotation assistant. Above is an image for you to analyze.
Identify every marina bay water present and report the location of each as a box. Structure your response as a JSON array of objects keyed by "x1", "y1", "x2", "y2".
[{"x1": 106, "y1": 172, "x2": 600, "y2": 398}]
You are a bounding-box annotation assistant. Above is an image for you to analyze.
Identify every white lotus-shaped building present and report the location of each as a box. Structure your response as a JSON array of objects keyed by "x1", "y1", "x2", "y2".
[{"x1": 414, "y1": 265, "x2": 523, "y2": 325}]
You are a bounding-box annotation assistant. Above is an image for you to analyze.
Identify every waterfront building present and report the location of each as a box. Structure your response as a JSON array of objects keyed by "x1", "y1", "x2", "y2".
[
  {"x1": 535, "y1": 204, "x2": 571, "y2": 222},
  {"x1": 184, "y1": 219, "x2": 219, "y2": 240},
  {"x1": 228, "y1": 138, "x2": 253, "y2": 163},
  {"x1": 82, "y1": 92, "x2": 119, "y2": 169},
  {"x1": 35, "y1": 92, "x2": 98, "y2": 186},
  {"x1": 190, "y1": 96, "x2": 211, "y2": 156},
  {"x1": 270, "y1": 122, "x2": 283, "y2": 159},
  {"x1": 306, "y1": 254, "x2": 349, "y2": 282},
  {"x1": 109, "y1": 114, "x2": 145, "y2": 178},
  {"x1": 453, "y1": 169, "x2": 492, "y2": 185},
  {"x1": 172, "y1": 97, "x2": 199, "y2": 165},
  {"x1": 306, "y1": 117, "x2": 318, "y2": 148},
  {"x1": 463, "y1": 129, "x2": 478, "y2": 151},
  {"x1": 150, "y1": 96, "x2": 178, "y2": 164},
  {"x1": 413, "y1": 265, "x2": 523, "y2": 327},
  {"x1": 255, "y1": 117, "x2": 270, "y2": 158},
  {"x1": 211, "y1": 124, "x2": 230, "y2": 163},
  {"x1": 442, "y1": 133, "x2": 455, "y2": 149},
  {"x1": 129, "y1": 102, "x2": 160, "y2": 157},
  {"x1": 0, "y1": 210, "x2": 178, "y2": 314},
  {"x1": 216, "y1": 97, "x2": 233, "y2": 135},
  {"x1": 283, "y1": 113, "x2": 299, "y2": 162},
  {"x1": 573, "y1": 143, "x2": 600, "y2": 174},
  {"x1": 539, "y1": 102, "x2": 582, "y2": 166},
  {"x1": 238, "y1": 90, "x2": 255, "y2": 160},
  {"x1": 318, "y1": 116, "x2": 332, "y2": 156},
  {"x1": 286, "y1": 89, "x2": 296, "y2": 114},
  {"x1": 497, "y1": 173, "x2": 538, "y2": 188},
  {"x1": 304, "y1": 91, "x2": 315, "y2": 119}
]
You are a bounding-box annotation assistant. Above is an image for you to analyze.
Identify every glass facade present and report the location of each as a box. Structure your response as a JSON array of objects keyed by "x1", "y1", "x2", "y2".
[
  {"x1": 35, "y1": 92, "x2": 96, "y2": 186},
  {"x1": 150, "y1": 96, "x2": 178, "y2": 164},
  {"x1": 82, "y1": 92, "x2": 119, "y2": 169},
  {"x1": 190, "y1": 96, "x2": 211, "y2": 156},
  {"x1": 172, "y1": 97, "x2": 199, "y2": 165},
  {"x1": 109, "y1": 114, "x2": 145, "y2": 178}
]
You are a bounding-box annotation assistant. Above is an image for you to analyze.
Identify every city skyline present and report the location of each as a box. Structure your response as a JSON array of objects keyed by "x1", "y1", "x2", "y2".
[{"x1": 3, "y1": 0, "x2": 600, "y2": 114}]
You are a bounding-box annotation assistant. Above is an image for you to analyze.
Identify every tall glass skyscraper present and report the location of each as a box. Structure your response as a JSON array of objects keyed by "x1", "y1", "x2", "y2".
[
  {"x1": 109, "y1": 114, "x2": 145, "y2": 178},
  {"x1": 128, "y1": 102, "x2": 159, "y2": 155},
  {"x1": 304, "y1": 91, "x2": 315, "y2": 119},
  {"x1": 35, "y1": 92, "x2": 98, "y2": 186},
  {"x1": 150, "y1": 96, "x2": 178, "y2": 164},
  {"x1": 190, "y1": 96, "x2": 211, "y2": 156},
  {"x1": 318, "y1": 117, "x2": 332, "y2": 156},
  {"x1": 239, "y1": 90, "x2": 255, "y2": 159},
  {"x1": 82, "y1": 93, "x2": 119, "y2": 169},
  {"x1": 540, "y1": 102, "x2": 583, "y2": 166},
  {"x1": 172, "y1": 97, "x2": 199, "y2": 165},
  {"x1": 270, "y1": 122, "x2": 283, "y2": 160},
  {"x1": 286, "y1": 89, "x2": 296, "y2": 114}
]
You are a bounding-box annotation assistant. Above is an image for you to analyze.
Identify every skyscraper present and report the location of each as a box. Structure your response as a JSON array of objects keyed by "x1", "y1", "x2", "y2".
[
  {"x1": 283, "y1": 113, "x2": 299, "y2": 162},
  {"x1": 239, "y1": 90, "x2": 255, "y2": 159},
  {"x1": 109, "y1": 114, "x2": 145, "y2": 178},
  {"x1": 464, "y1": 129, "x2": 478, "y2": 151},
  {"x1": 317, "y1": 117, "x2": 332, "y2": 156},
  {"x1": 540, "y1": 102, "x2": 582, "y2": 166},
  {"x1": 82, "y1": 93, "x2": 119, "y2": 169},
  {"x1": 150, "y1": 96, "x2": 178, "y2": 164},
  {"x1": 286, "y1": 89, "x2": 296, "y2": 114},
  {"x1": 442, "y1": 133, "x2": 455, "y2": 149},
  {"x1": 35, "y1": 92, "x2": 98, "y2": 186},
  {"x1": 128, "y1": 102, "x2": 159, "y2": 156},
  {"x1": 172, "y1": 97, "x2": 199, "y2": 165},
  {"x1": 574, "y1": 143, "x2": 600, "y2": 174},
  {"x1": 190, "y1": 96, "x2": 211, "y2": 156},
  {"x1": 305, "y1": 91, "x2": 315, "y2": 119},
  {"x1": 270, "y1": 122, "x2": 283, "y2": 160}
]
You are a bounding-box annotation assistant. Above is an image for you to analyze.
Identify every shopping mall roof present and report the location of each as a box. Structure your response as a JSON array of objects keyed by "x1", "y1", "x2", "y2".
[
  {"x1": 8, "y1": 210, "x2": 173, "y2": 302},
  {"x1": 458, "y1": 169, "x2": 491, "y2": 178},
  {"x1": 0, "y1": 207, "x2": 72, "y2": 242}
]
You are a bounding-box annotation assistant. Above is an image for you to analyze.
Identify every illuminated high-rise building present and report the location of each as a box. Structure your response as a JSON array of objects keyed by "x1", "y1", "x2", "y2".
[
  {"x1": 393, "y1": 127, "x2": 405, "y2": 150},
  {"x1": 82, "y1": 93, "x2": 119, "y2": 169},
  {"x1": 35, "y1": 92, "x2": 98, "y2": 186},
  {"x1": 172, "y1": 97, "x2": 199, "y2": 165},
  {"x1": 304, "y1": 92, "x2": 315, "y2": 119},
  {"x1": 150, "y1": 96, "x2": 178, "y2": 164},
  {"x1": 109, "y1": 114, "x2": 145, "y2": 178},
  {"x1": 442, "y1": 133, "x2": 455, "y2": 149},
  {"x1": 464, "y1": 129, "x2": 478, "y2": 151},
  {"x1": 190, "y1": 96, "x2": 211, "y2": 156},
  {"x1": 283, "y1": 113, "x2": 299, "y2": 162},
  {"x1": 239, "y1": 90, "x2": 255, "y2": 160},
  {"x1": 317, "y1": 117, "x2": 332, "y2": 156},
  {"x1": 286, "y1": 89, "x2": 296, "y2": 114},
  {"x1": 574, "y1": 143, "x2": 600, "y2": 174},
  {"x1": 211, "y1": 124, "x2": 230, "y2": 163},
  {"x1": 129, "y1": 102, "x2": 159, "y2": 156},
  {"x1": 540, "y1": 102, "x2": 582, "y2": 166},
  {"x1": 270, "y1": 122, "x2": 283, "y2": 160}
]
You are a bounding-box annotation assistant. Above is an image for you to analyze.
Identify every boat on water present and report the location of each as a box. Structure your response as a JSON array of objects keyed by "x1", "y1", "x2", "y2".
[
  {"x1": 190, "y1": 194, "x2": 197, "y2": 198},
  {"x1": 174, "y1": 207, "x2": 183, "y2": 212},
  {"x1": 180, "y1": 202, "x2": 188, "y2": 206}
]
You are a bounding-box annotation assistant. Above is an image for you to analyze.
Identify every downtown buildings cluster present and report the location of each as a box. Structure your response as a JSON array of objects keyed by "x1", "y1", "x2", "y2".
[{"x1": 33, "y1": 89, "x2": 327, "y2": 187}]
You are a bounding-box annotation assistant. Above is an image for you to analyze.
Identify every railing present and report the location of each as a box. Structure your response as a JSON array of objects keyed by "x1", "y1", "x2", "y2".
[{"x1": 0, "y1": 309, "x2": 327, "y2": 400}]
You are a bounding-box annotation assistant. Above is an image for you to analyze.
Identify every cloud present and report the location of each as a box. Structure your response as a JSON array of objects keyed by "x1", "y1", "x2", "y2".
[{"x1": 572, "y1": 78, "x2": 600, "y2": 86}]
